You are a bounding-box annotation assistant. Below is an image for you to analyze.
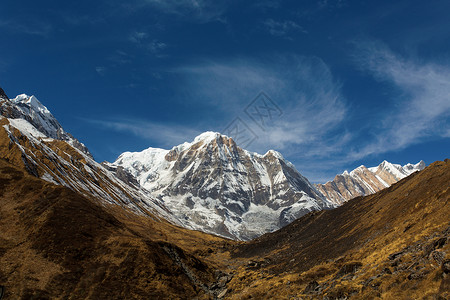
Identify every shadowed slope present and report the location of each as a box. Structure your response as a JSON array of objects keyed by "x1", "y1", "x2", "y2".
[{"x1": 229, "y1": 159, "x2": 450, "y2": 299}]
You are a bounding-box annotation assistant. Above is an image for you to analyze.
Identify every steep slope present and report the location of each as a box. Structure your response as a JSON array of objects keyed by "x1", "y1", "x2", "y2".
[
  {"x1": 113, "y1": 132, "x2": 333, "y2": 240},
  {"x1": 0, "y1": 158, "x2": 234, "y2": 299},
  {"x1": 0, "y1": 92, "x2": 180, "y2": 225},
  {"x1": 316, "y1": 160, "x2": 425, "y2": 205},
  {"x1": 228, "y1": 159, "x2": 449, "y2": 299}
]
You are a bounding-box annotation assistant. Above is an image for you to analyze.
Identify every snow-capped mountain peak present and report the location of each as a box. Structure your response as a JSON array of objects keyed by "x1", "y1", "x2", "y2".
[
  {"x1": 113, "y1": 131, "x2": 333, "y2": 240},
  {"x1": 1, "y1": 93, "x2": 92, "y2": 157},
  {"x1": 403, "y1": 160, "x2": 426, "y2": 173},
  {"x1": 193, "y1": 131, "x2": 225, "y2": 144},
  {"x1": 12, "y1": 94, "x2": 52, "y2": 117},
  {"x1": 368, "y1": 160, "x2": 425, "y2": 179},
  {"x1": 263, "y1": 149, "x2": 284, "y2": 159}
]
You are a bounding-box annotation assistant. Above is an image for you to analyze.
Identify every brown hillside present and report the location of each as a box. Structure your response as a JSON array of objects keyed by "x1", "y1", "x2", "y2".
[
  {"x1": 0, "y1": 159, "x2": 235, "y2": 299},
  {"x1": 229, "y1": 159, "x2": 450, "y2": 299}
]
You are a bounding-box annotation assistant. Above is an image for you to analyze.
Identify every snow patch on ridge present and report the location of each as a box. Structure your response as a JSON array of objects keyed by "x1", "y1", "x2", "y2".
[{"x1": 7, "y1": 118, "x2": 46, "y2": 139}]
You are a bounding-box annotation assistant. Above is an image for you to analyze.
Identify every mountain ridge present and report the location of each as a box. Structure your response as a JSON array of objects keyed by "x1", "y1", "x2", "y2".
[
  {"x1": 315, "y1": 160, "x2": 425, "y2": 205},
  {"x1": 0, "y1": 92, "x2": 183, "y2": 226},
  {"x1": 0, "y1": 93, "x2": 92, "y2": 157}
]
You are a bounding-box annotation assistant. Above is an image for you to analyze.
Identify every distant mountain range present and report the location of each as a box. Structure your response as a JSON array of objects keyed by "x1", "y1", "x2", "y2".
[
  {"x1": 315, "y1": 160, "x2": 425, "y2": 205},
  {"x1": 0, "y1": 90, "x2": 425, "y2": 240}
]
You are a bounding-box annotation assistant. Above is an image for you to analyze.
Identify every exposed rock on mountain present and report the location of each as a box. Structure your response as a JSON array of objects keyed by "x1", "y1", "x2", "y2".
[
  {"x1": 113, "y1": 132, "x2": 334, "y2": 240},
  {"x1": 0, "y1": 87, "x2": 9, "y2": 101},
  {"x1": 315, "y1": 160, "x2": 425, "y2": 205}
]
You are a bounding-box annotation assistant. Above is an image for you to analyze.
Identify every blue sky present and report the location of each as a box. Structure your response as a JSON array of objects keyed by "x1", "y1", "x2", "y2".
[{"x1": 1, "y1": 0, "x2": 449, "y2": 182}]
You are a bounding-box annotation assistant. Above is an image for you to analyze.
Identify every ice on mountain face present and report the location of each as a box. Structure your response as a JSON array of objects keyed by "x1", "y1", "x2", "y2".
[
  {"x1": 7, "y1": 118, "x2": 47, "y2": 139},
  {"x1": 12, "y1": 94, "x2": 52, "y2": 117},
  {"x1": 402, "y1": 161, "x2": 426, "y2": 175},
  {"x1": 10, "y1": 94, "x2": 61, "y2": 137},
  {"x1": 113, "y1": 131, "x2": 332, "y2": 240},
  {"x1": 372, "y1": 160, "x2": 425, "y2": 180},
  {"x1": 193, "y1": 131, "x2": 225, "y2": 144}
]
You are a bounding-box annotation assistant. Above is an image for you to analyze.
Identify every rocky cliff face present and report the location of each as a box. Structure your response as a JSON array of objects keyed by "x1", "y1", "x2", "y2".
[
  {"x1": 0, "y1": 87, "x2": 9, "y2": 100},
  {"x1": 113, "y1": 132, "x2": 334, "y2": 240},
  {"x1": 315, "y1": 160, "x2": 425, "y2": 205}
]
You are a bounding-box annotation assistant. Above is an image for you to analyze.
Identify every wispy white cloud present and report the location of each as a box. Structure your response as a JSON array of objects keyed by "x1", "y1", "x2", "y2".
[
  {"x1": 89, "y1": 55, "x2": 348, "y2": 161},
  {"x1": 95, "y1": 66, "x2": 106, "y2": 76},
  {"x1": 85, "y1": 118, "x2": 201, "y2": 150},
  {"x1": 89, "y1": 43, "x2": 450, "y2": 181},
  {"x1": 149, "y1": 40, "x2": 167, "y2": 55},
  {"x1": 129, "y1": 31, "x2": 148, "y2": 43},
  {"x1": 264, "y1": 19, "x2": 307, "y2": 38},
  {"x1": 128, "y1": 31, "x2": 167, "y2": 56},
  {"x1": 349, "y1": 40, "x2": 450, "y2": 159},
  {"x1": 173, "y1": 55, "x2": 348, "y2": 154},
  {"x1": 108, "y1": 50, "x2": 132, "y2": 65},
  {"x1": 0, "y1": 19, "x2": 52, "y2": 37}
]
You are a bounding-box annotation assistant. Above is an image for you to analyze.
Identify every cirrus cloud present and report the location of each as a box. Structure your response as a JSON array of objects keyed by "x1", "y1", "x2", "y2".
[{"x1": 349, "y1": 40, "x2": 450, "y2": 160}]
